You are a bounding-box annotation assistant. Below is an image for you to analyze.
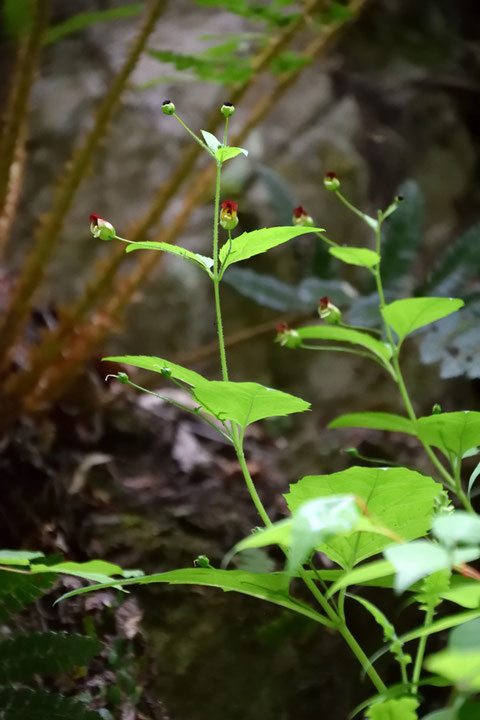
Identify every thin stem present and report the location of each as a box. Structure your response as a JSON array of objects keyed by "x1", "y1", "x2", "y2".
[
  {"x1": 300, "y1": 343, "x2": 396, "y2": 379},
  {"x1": 172, "y1": 113, "x2": 214, "y2": 156},
  {"x1": 212, "y1": 161, "x2": 229, "y2": 381},
  {"x1": 314, "y1": 230, "x2": 338, "y2": 248},
  {"x1": 335, "y1": 190, "x2": 377, "y2": 229},
  {"x1": 338, "y1": 622, "x2": 387, "y2": 694},
  {"x1": 233, "y1": 440, "x2": 272, "y2": 529},
  {"x1": 223, "y1": 116, "x2": 229, "y2": 147},
  {"x1": 412, "y1": 604, "x2": 435, "y2": 693}
]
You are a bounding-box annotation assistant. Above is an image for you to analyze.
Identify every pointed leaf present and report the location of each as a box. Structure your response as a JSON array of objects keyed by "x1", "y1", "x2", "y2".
[
  {"x1": 468, "y1": 460, "x2": 480, "y2": 498},
  {"x1": 193, "y1": 380, "x2": 310, "y2": 428},
  {"x1": 219, "y1": 226, "x2": 324, "y2": 271},
  {"x1": 381, "y1": 297, "x2": 464, "y2": 344},
  {"x1": 56, "y1": 568, "x2": 327, "y2": 625},
  {"x1": 329, "y1": 246, "x2": 380, "y2": 268},
  {"x1": 285, "y1": 467, "x2": 441, "y2": 568},
  {"x1": 31, "y1": 559, "x2": 141, "y2": 586},
  {"x1": 124, "y1": 242, "x2": 213, "y2": 274},
  {"x1": 295, "y1": 325, "x2": 392, "y2": 363},
  {"x1": 102, "y1": 355, "x2": 207, "y2": 387},
  {"x1": 326, "y1": 559, "x2": 395, "y2": 597},
  {"x1": 215, "y1": 146, "x2": 248, "y2": 162},
  {"x1": 416, "y1": 411, "x2": 480, "y2": 460},
  {"x1": 200, "y1": 129, "x2": 222, "y2": 152},
  {"x1": 328, "y1": 412, "x2": 416, "y2": 435},
  {"x1": 0, "y1": 550, "x2": 44, "y2": 566}
]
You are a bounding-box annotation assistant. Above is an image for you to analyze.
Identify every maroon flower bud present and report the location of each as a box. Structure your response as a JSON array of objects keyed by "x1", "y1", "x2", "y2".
[
  {"x1": 318, "y1": 296, "x2": 341, "y2": 324},
  {"x1": 324, "y1": 171, "x2": 340, "y2": 192},
  {"x1": 292, "y1": 206, "x2": 314, "y2": 227},
  {"x1": 220, "y1": 200, "x2": 239, "y2": 230},
  {"x1": 90, "y1": 213, "x2": 116, "y2": 241},
  {"x1": 275, "y1": 322, "x2": 301, "y2": 348}
]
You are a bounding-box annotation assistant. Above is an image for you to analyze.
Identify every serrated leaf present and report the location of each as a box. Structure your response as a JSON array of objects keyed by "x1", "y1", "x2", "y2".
[
  {"x1": 45, "y1": 4, "x2": 142, "y2": 44},
  {"x1": 192, "y1": 380, "x2": 310, "y2": 429},
  {"x1": 328, "y1": 412, "x2": 416, "y2": 435},
  {"x1": 381, "y1": 180, "x2": 424, "y2": 292},
  {"x1": 285, "y1": 467, "x2": 441, "y2": 568},
  {"x1": 384, "y1": 541, "x2": 480, "y2": 593},
  {"x1": 219, "y1": 226, "x2": 323, "y2": 272},
  {"x1": 416, "y1": 411, "x2": 480, "y2": 460},
  {"x1": 102, "y1": 355, "x2": 206, "y2": 387},
  {"x1": 56, "y1": 569, "x2": 326, "y2": 625},
  {"x1": 329, "y1": 246, "x2": 380, "y2": 268},
  {"x1": 366, "y1": 697, "x2": 419, "y2": 720},
  {"x1": 215, "y1": 146, "x2": 248, "y2": 162},
  {"x1": 0, "y1": 687, "x2": 101, "y2": 720},
  {"x1": 201, "y1": 130, "x2": 222, "y2": 152},
  {"x1": 381, "y1": 297, "x2": 464, "y2": 344},
  {"x1": 124, "y1": 241, "x2": 213, "y2": 275},
  {"x1": 295, "y1": 325, "x2": 392, "y2": 363},
  {"x1": 0, "y1": 632, "x2": 102, "y2": 681}
]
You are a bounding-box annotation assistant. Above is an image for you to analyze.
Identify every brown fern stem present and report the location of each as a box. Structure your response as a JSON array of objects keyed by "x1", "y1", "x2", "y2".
[
  {"x1": 15, "y1": 0, "x2": 369, "y2": 414},
  {"x1": 0, "y1": 0, "x2": 166, "y2": 365},
  {"x1": 0, "y1": 0, "x2": 50, "y2": 251}
]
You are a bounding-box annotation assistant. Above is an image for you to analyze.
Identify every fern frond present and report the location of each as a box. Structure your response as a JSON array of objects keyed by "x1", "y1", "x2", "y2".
[
  {"x1": 0, "y1": 632, "x2": 102, "y2": 682},
  {"x1": 423, "y1": 223, "x2": 480, "y2": 297},
  {"x1": 0, "y1": 688, "x2": 100, "y2": 720},
  {"x1": 0, "y1": 572, "x2": 55, "y2": 619}
]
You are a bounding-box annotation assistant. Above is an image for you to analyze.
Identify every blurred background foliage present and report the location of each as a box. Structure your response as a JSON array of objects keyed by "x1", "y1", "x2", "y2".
[{"x1": 0, "y1": 1, "x2": 480, "y2": 718}]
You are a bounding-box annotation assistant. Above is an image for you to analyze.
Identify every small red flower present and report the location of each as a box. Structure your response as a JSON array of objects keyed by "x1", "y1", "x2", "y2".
[
  {"x1": 325, "y1": 172, "x2": 337, "y2": 181},
  {"x1": 324, "y1": 172, "x2": 340, "y2": 192},
  {"x1": 292, "y1": 206, "x2": 314, "y2": 227},
  {"x1": 221, "y1": 200, "x2": 238, "y2": 214},
  {"x1": 318, "y1": 296, "x2": 330, "y2": 310},
  {"x1": 276, "y1": 322, "x2": 289, "y2": 333},
  {"x1": 89, "y1": 213, "x2": 101, "y2": 226},
  {"x1": 89, "y1": 213, "x2": 116, "y2": 240},
  {"x1": 220, "y1": 200, "x2": 239, "y2": 230},
  {"x1": 293, "y1": 206, "x2": 308, "y2": 219}
]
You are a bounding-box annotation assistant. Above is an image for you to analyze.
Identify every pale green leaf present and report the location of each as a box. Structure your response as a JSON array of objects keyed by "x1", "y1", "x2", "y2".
[
  {"x1": 326, "y1": 559, "x2": 395, "y2": 597},
  {"x1": 200, "y1": 129, "x2": 222, "y2": 152},
  {"x1": 124, "y1": 241, "x2": 213, "y2": 274},
  {"x1": 329, "y1": 246, "x2": 380, "y2": 268},
  {"x1": 295, "y1": 325, "x2": 392, "y2": 363},
  {"x1": 384, "y1": 541, "x2": 480, "y2": 593},
  {"x1": 328, "y1": 412, "x2": 416, "y2": 435},
  {"x1": 417, "y1": 411, "x2": 480, "y2": 460},
  {"x1": 449, "y1": 617, "x2": 480, "y2": 651},
  {"x1": 402, "y1": 608, "x2": 480, "y2": 645},
  {"x1": 286, "y1": 467, "x2": 441, "y2": 568},
  {"x1": 441, "y1": 576, "x2": 480, "y2": 609},
  {"x1": 31, "y1": 560, "x2": 141, "y2": 586},
  {"x1": 425, "y1": 649, "x2": 480, "y2": 691},
  {"x1": 193, "y1": 380, "x2": 310, "y2": 429},
  {"x1": 215, "y1": 146, "x2": 248, "y2": 162},
  {"x1": 219, "y1": 226, "x2": 323, "y2": 272},
  {"x1": 0, "y1": 551, "x2": 44, "y2": 567},
  {"x1": 366, "y1": 697, "x2": 419, "y2": 720},
  {"x1": 102, "y1": 355, "x2": 207, "y2": 387},
  {"x1": 56, "y1": 568, "x2": 327, "y2": 625},
  {"x1": 433, "y1": 512, "x2": 480, "y2": 548},
  {"x1": 468, "y1": 460, "x2": 480, "y2": 498},
  {"x1": 381, "y1": 297, "x2": 464, "y2": 344}
]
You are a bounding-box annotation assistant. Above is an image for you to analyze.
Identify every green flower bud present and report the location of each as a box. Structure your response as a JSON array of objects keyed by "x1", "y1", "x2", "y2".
[
  {"x1": 221, "y1": 102, "x2": 235, "y2": 118},
  {"x1": 89, "y1": 213, "x2": 116, "y2": 241},
  {"x1": 220, "y1": 200, "x2": 239, "y2": 230},
  {"x1": 162, "y1": 99, "x2": 176, "y2": 115},
  {"x1": 324, "y1": 171, "x2": 340, "y2": 192},
  {"x1": 318, "y1": 296, "x2": 341, "y2": 325},
  {"x1": 275, "y1": 322, "x2": 301, "y2": 348},
  {"x1": 292, "y1": 206, "x2": 315, "y2": 227},
  {"x1": 432, "y1": 403, "x2": 442, "y2": 415},
  {"x1": 117, "y1": 372, "x2": 129, "y2": 384},
  {"x1": 194, "y1": 555, "x2": 212, "y2": 568}
]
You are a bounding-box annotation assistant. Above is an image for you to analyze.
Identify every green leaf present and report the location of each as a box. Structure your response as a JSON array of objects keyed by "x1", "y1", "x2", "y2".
[
  {"x1": 45, "y1": 4, "x2": 142, "y2": 44},
  {"x1": 295, "y1": 325, "x2": 392, "y2": 363},
  {"x1": 433, "y1": 512, "x2": 480, "y2": 548},
  {"x1": 449, "y1": 617, "x2": 480, "y2": 651},
  {"x1": 380, "y1": 180, "x2": 424, "y2": 292},
  {"x1": 0, "y1": 550, "x2": 44, "y2": 566},
  {"x1": 219, "y1": 226, "x2": 323, "y2": 272},
  {"x1": 329, "y1": 246, "x2": 380, "y2": 268},
  {"x1": 381, "y1": 297, "x2": 464, "y2": 344},
  {"x1": 215, "y1": 146, "x2": 248, "y2": 162},
  {"x1": 2, "y1": 0, "x2": 33, "y2": 37},
  {"x1": 384, "y1": 541, "x2": 480, "y2": 593},
  {"x1": 468, "y1": 460, "x2": 480, "y2": 498},
  {"x1": 0, "y1": 572, "x2": 55, "y2": 619},
  {"x1": 0, "y1": 688, "x2": 101, "y2": 720},
  {"x1": 328, "y1": 412, "x2": 416, "y2": 435},
  {"x1": 326, "y1": 559, "x2": 395, "y2": 597},
  {"x1": 56, "y1": 569, "x2": 327, "y2": 625},
  {"x1": 200, "y1": 130, "x2": 222, "y2": 152},
  {"x1": 31, "y1": 559, "x2": 140, "y2": 586},
  {"x1": 425, "y1": 649, "x2": 480, "y2": 691},
  {"x1": 285, "y1": 467, "x2": 441, "y2": 568},
  {"x1": 124, "y1": 241, "x2": 213, "y2": 275},
  {"x1": 0, "y1": 632, "x2": 102, "y2": 681},
  {"x1": 193, "y1": 380, "x2": 310, "y2": 428},
  {"x1": 236, "y1": 495, "x2": 361, "y2": 576},
  {"x1": 366, "y1": 697, "x2": 419, "y2": 720},
  {"x1": 416, "y1": 411, "x2": 480, "y2": 461},
  {"x1": 441, "y1": 576, "x2": 480, "y2": 609},
  {"x1": 102, "y1": 355, "x2": 206, "y2": 387}
]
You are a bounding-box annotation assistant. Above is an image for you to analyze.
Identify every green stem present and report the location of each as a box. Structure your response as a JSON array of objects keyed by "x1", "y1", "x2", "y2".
[
  {"x1": 412, "y1": 604, "x2": 435, "y2": 693},
  {"x1": 335, "y1": 190, "x2": 378, "y2": 229},
  {"x1": 233, "y1": 440, "x2": 272, "y2": 528},
  {"x1": 212, "y1": 161, "x2": 229, "y2": 382},
  {"x1": 223, "y1": 116, "x2": 229, "y2": 147},
  {"x1": 314, "y1": 230, "x2": 338, "y2": 248},
  {"x1": 338, "y1": 622, "x2": 387, "y2": 694},
  {"x1": 173, "y1": 113, "x2": 214, "y2": 157}
]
